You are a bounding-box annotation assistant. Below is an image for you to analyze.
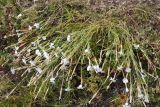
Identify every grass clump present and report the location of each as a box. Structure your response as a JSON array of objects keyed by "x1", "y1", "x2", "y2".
[{"x1": 1, "y1": 0, "x2": 160, "y2": 106}]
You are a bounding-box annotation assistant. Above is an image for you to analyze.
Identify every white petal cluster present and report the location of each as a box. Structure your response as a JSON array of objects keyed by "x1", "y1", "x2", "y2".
[
  {"x1": 65, "y1": 87, "x2": 72, "y2": 92},
  {"x1": 125, "y1": 87, "x2": 129, "y2": 93},
  {"x1": 22, "y1": 58, "x2": 27, "y2": 65},
  {"x1": 34, "y1": 23, "x2": 40, "y2": 29},
  {"x1": 87, "y1": 65, "x2": 93, "y2": 71},
  {"x1": 67, "y1": 35, "x2": 71, "y2": 42},
  {"x1": 42, "y1": 36, "x2": 46, "y2": 40},
  {"x1": 110, "y1": 77, "x2": 116, "y2": 83},
  {"x1": 28, "y1": 25, "x2": 32, "y2": 30},
  {"x1": 35, "y1": 49, "x2": 42, "y2": 56},
  {"x1": 31, "y1": 42, "x2": 36, "y2": 46},
  {"x1": 84, "y1": 48, "x2": 91, "y2": 54},
  {"x1": 10, "y1": 68, "x2": 16, "y2": 75},
  {"x1": 43, "y1": 51, "x2": 49, "y2": 59},
  {"x1": 15, "y1": 50, "x2": 18, "y2": 55},
  {"x1": 125, "y1": 67, "x2": 131, "y2": 73},
  {"x1": 133, "y1": 44, "x2": 140, "y2": 49},
  {"x1": 61, "y1": 58, "x2": 70, "y2": 66},
  {"x1": 49, "y1": 43, "x2": 55, "y2": 49},
  {"x1": 123, "y1": 103, "x2": 131, "y2": 107},
  {"x1": 17, "y1": 14, "x2": 22, "y2": 19},
  {"x1": 15, "y1": 46, "x2": 19, "y2": 51},
  {"x1": 122, "y1": 78, "x2": 129, "y2": 84},
  {"x1": 93, "y1": 65, "x2": 104, "y2": 73},
  {"x1": 29, "y1": 60, "x2": 35, "y2": 66},
  {"x1": 27, "y1": 49, "x2": 31, "y2": 53},
  {"x1": 118, "y1": 50, "x2": 123, "y2": 56},
  {"x1": 50, "y1": 77, "x2": 55, "y2": 84},
  {"x1": 35, "y1": 67, "x2": 43, "y2": 74},
  {"x1": 3, "y1": 36, "x2": 7, "y2": 39},
  {"x1": 14, "y1": 47, "x2": 20, "y2": 56},
  {"x1": 16, "y1": 30, "x2": 21, "y2": 33},
  {"x1": 77, "y1": 84, "x2": 84, "y2": 89},
  {"x1": 17, "y1": 33, "x2": 23, "y2": 37},
  {"x1": 14, "y1": 46, "x2": 19, "y2": 56}
]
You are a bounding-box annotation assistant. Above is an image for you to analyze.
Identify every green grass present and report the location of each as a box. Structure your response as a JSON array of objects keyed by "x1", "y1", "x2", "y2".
[{"x1": 0, "y1": 0, "x2": 160, "y2": 106}]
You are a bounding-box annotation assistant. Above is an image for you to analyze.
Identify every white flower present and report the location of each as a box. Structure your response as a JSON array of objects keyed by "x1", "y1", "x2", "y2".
[
  {"x1": 43, "y1": 51, "x2": 49, "y2": 59},
  {"x1": 42, "y1": 36, "x2": 46, "y2": 40},
  {"x1": 34, "y1": 23, "x2": 40, "y2": 29},
  {"x1": 84, "y1": 48, "x2": 90, "y2": 54},
  {"x1": 110, "y1": 77, "x2": 116, "y2": 82},
  {"x1": 61, "y1": 58, "x2": 70, "y2": 66},
  {"x1": 125, "y1": 67, "x2": 131, "y2": 73},
  {"x1": 29, "y1": 60, "x2": 35, "y2": 66},
  {"x1": 50, "y1": 77, "x2": 55, "y2": 84},
  {"x1": 67, "y1": 34, "x2": 71, "y2": 42},
  {"x1": 15, "y1": 50, "x2": 18, "y2": 55},
  {"x1": 117, "y1": 65, "x2": 123, "y2": 71},
  {"x1": 28, "y1": 25, "x2": 32, "y2": 30},
  {"x1": 15, "y1": 46, "x2": 19, "y2": 51},
  {"x1": 125, "y1": 87, "x2": 129, "y2": 93},
  {"x1": 122, "y1": 78, "x2": 129, "y2": 84},
  {"x1": 65, "y1": 87, "x2": 72, "y2": 92},
  {"x1": 87, "y1": 65, "x2": 93, "y2": 71},
  {"x1": 118, "y1": 50, "x2": 123, "y2": 56},
  {"x1": 22, "y1": 58, "x2": 27, "y2": 65},
  {"x1": 35, "y1": 67, "x2": 43, "y2": 74},
  {"x1": 27, "y1": 49, "x2": 31, "y2": 53},
  {"x1": 4, "y1": 36, "x2": 7, "y2": 39},
  {"x1": 123, "y1": 102, "x2": 131, "y2": 107},
  {"x1": 49, "y1": 43, "x2": 55, "y2": 49},
  {"x1": 93, "y1": 65, "x2": 104, "y2": 73},
  {"x1": 77, "y1": 84, "x2": 84, "y2": 89},
  {"x1": 35, "y1": 49, "x2": 42, "y2": 56},
  {"x1": 17, "y1": 14, "x2": 22, "y2": 19},
  {"x1": 17, "y1": 33, "x2": 23, "y2": 37},
  {"x1": 10, "y1": 68, "x2": 16, "y2": 75},
  {"x1": 133, "y1": 44, "x2": 140, "y2": 49},
  {"x1": 31, "y1": 42, "x2": 36, "y2": 46},
  {"x1": 16, "y1": 30, "x2": 20, "y2": 33}
]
